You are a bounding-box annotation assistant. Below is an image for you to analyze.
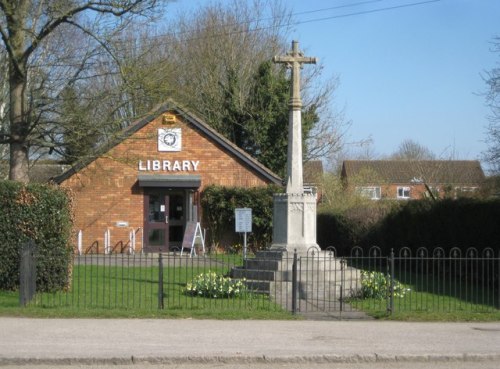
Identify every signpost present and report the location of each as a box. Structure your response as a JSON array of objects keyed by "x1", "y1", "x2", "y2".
[
  {"x1": 235, "y1": 208, "x2": 252, "y2": 259},
  {"x1": 181, "y1": 221, "x2": 205, "y2": 257}
]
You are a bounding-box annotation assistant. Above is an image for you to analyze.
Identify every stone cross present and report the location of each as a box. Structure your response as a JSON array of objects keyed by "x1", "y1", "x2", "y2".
[{"x1": 273, "y1": 41, "x2": 317, "y2": 194}]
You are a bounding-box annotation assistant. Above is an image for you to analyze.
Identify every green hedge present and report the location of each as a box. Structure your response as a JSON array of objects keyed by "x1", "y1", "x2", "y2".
[
  {"x1": 317, "y1": 211, "x2": 358, "y2": 255},
  {"x1": 317, "y1": 203, "x2": 397, "y2": 254},
  {"x1": 362, "y1": 198, "x2": 500, "y2": 254},
  {"x1": 318, "y1": 199, "x2": 500, "y2": 256},
  {"x1": 201, "y1": 184, "x2": 282, "y2": 251},
  {"x1": 0, "y1": 181, "x2": 73, "y2": 291}
]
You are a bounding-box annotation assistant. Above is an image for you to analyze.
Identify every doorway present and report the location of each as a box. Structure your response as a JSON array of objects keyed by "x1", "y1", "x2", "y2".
[{"x1": 143, "y1": 189, "x2": 187, "y2": 252}]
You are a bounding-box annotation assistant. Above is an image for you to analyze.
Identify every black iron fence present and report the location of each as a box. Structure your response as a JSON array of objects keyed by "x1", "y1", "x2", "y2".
[{"x1": 25, "y1": 246, "x2": 499, "y2": 317}]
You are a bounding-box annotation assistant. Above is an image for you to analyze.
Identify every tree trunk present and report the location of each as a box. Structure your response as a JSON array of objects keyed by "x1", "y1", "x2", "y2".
[
  {"x1": 9, "y1": 64, "x2": 30, "y2": 183},
  {"x1": 9, "y1": 142, "x2": 29, "y2": 183}
]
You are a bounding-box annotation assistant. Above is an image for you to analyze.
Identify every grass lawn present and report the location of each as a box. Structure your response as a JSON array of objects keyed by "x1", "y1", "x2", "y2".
[
  {"x1": 349, "y1": 293, "x2": 500, "y2": 321},
  {"x1": 347, "y1": 271, "x2": 500, "y2": 321},
  {"x1": 0, "y1": 261, "x2": 295, "y2": 319},
  {"x1": 1, "y1": 253, "x2": 498, "y2": 321}
]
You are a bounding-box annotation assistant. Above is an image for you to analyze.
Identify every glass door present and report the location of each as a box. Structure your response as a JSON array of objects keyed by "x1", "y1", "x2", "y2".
[
  {"x1": 144, "y1": 191, "x2": 169, "y2": 252},
  {"x1": 143, "y1": 189, "x2": 186, "y2": 252}
]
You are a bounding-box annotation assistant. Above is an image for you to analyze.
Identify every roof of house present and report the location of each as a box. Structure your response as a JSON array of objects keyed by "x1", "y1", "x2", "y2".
[
  {"x1": 0, "y1": 161, "x2": 70, "y2": 183},
  {"x1": 29, "y1": 163, "x2": 71, "y2": 183},
  {"x1": 342, "y1": 160, "x2": 485, "y2": 185},
  {"x1": 54, "y1": 99, "x2": 282, "y2": 185},
  {"x1": 303, "y1": 160, "x2": 323, "y2": 185}
]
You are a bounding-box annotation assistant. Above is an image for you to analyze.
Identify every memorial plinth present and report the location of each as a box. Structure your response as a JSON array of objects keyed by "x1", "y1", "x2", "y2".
[
  {"x1": 271, "y1": 192, "x2": 318, "y2": 255},
  {"x1": 270, "y1": 40, "x2": 320, "y2": 255}
]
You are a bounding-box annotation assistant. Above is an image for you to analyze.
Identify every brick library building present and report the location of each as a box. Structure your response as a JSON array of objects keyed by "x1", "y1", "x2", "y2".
[{"x1": 54, "y1": 100, "x2": 281, "y2": 254}]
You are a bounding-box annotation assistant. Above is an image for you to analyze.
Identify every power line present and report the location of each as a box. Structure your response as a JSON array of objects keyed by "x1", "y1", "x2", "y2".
[
  {"x1": 161, "y1": 0, "x2": 442, "y2": 45},
  {"x1": 289, "y1": 0, "x2": 442, "y2": 26},
  {"x1": 133, "y1": 0, "x2": 441, "y2": 42},
  {"x1": 26, "y1": 0, "x2": 442, "y2": 68}
]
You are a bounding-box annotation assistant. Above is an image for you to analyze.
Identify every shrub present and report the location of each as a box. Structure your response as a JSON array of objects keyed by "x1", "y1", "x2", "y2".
[
  {"x1": 0, "y1": 181, "x2": 73, "y2": 292},
  {"x1": 201, "y1": 184, "x2": 282, "y2": 251},
  {"x1": 184, "y1": 271, "x2": 247, "y2": 298},
  {"x1": 317, "y1": 203, "x2": 396, "y2": 254},
  {"x1": 362, "y1": 198, "x2": 500, "y2": 254}
]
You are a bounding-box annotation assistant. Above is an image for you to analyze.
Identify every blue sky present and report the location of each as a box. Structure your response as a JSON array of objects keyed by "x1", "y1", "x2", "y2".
[
  {"x1": 285, "y1": 0, "x2": 499, "y2": 166},
  {"x1": 166, "y1": 0, "x2": 499, "y2": 168}
]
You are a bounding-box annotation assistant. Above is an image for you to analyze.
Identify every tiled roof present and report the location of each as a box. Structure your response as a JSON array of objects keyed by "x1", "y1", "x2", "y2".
[
  {"x1": 53, "y1": 99, "x2": 282, "y2": 185},
  {"x1": 303, "y1": 160, "x2": 323, "y2": 185},
  {"x1": 29, "y1": 164, "x2": 71, "y2": 183},
  {"x1": 0, "y1": 161, "x2": 70, "y2": 183},
  {"x1": 342, "y1": 160, "x2": 485, "y2": 185}
]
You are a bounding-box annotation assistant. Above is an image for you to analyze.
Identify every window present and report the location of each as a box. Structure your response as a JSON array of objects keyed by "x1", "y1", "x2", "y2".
[
  {"x1": 458, "y1": 186, "x2": 478, "y2": 193},
  {"x1": 454, "y1": 186, "x2": 479, "y2": 198},
  {"x1": 356, "y1": 186, "x2": 381, "y2": 200},
  {"x1": 397, "y1": 186, "x2": 411, "y2": 199}
]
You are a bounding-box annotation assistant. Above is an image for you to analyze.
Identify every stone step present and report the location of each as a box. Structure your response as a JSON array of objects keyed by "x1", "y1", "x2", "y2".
[
  {"x1": 244, "y1": 280, "x2": 271, "y2": 293},
  {"x1": 254, "y1": 250, "x2": 286, "y2": 260},
  {"x1": 230, "y1": 267, "x2": 275, "y2": 281},
  {"x1": 243, "y1": 258, "x2": 280, "y2": 271}
]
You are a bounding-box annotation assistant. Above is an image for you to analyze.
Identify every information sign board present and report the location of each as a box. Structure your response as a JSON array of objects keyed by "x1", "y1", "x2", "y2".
[{"x1": 235, "y1": 208, "x2": 252, "y2": 233}]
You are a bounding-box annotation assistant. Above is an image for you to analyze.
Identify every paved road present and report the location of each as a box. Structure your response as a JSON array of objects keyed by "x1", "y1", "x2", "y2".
[
  {"x1": 0, "y1": 318, "x2": 499, "y2": 367},
  {"x1": 2, "y1": 360, "x2": 500, "y2": 369}
]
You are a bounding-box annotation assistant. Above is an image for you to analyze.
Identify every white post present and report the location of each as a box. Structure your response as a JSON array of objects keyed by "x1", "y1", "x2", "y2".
[
  {"x1": 243, "y1": 232, "x2": 247, "y2": 260},
  {"x1": 129, "y1": 229, "x2": 135, "y2": 255},
  {"x1": 104, "y1": 229, "x2": 111, "y2": 254},
  {"x1": 140, "y1": 227, "x2": 144, "y2": 254},
  {"x1": 77, "y1": 230, "x2": 83, "y2": 255}
]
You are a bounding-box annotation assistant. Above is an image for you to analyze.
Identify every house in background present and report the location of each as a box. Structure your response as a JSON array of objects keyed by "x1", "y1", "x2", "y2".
[
  {"x1": 341, "y1": 160, "x2": 486, "y2": 200},
  {"x1": 0, "y1": 161, "x2": 70, "y2": 182},
  {"x1": 303, "y1": 160, "x2": 324, "y2": 200}
]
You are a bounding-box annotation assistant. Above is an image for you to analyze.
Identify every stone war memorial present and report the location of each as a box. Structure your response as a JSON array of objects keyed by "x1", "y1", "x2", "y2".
[{"x1": 271, "y1": 40, "x2": 321, "y2": 256}]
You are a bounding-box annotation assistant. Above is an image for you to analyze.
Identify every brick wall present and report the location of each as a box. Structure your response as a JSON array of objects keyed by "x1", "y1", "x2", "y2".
[
  {"x1": 61, "y1": 113, "x2": 274, "y2": 253},
  {"x1": 381, "y1": 184, "x2": 428, "y2": 200}
]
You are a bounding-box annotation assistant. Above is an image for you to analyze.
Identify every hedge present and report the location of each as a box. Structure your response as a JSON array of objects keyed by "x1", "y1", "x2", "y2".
[
  {"x1": 362, "y1": 198, "x2": 500, "y2": 254},
  {"x1": 318, "y1": 198, "x2": 500, "y2": 256},
  {"x1": 201, "y1": 184, "x2": 282, "y2": 251},
  {"x1": 0, "y1": 181, "x2": 73, "y2": 291}
]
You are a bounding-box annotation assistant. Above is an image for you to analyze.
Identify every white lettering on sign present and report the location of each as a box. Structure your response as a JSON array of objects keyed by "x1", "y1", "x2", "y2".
[{"x1": 138, "y1": 160, "x2": 200, "y2": 172}]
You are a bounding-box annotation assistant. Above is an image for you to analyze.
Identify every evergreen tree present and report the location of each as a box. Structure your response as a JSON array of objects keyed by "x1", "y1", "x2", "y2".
[
  {"x1": 218, "y1": 61, "x2": 318, "y2": 177},
  {"x1": 58, "y1": 86, "x2": 100, "y2": 164}
]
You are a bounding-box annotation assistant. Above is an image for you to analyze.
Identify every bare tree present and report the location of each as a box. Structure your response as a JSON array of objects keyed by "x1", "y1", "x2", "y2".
[
  {"x1": 161, "y1": 0, "x2": 346, "y2": 166},
  {"x1": 484, "y1": 36, "x2": 500, "y2": 173},
  {"x1": 390, "y1": 139, "x2": 436, "y2": 160},
  {"x1": 0, "y1": 0, "x2": 164, "y2": 182},
  {"x1": 0, "y1": 48, "x2": 7, "y2": 169},
  {"x1": 164, "y1": 1, "x2": 289, "y2": 128}
]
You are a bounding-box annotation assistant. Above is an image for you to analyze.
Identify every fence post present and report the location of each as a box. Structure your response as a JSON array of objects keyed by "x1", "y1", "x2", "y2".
[
  {"x1": 340, "y1": 259, "x2": 345, "y2": 312},
  {"x1": 292, "y1": 249, "x2": 298, "y2": 315},
  {"x1": 387, "y1": 248, "x2": 395, "y2": 315},
  {"x1": 19, "y1": 240, "x2": 37, "y2": 307},
  {"x1": 158, "y1": 251, "x2": 164, "y2": 310}
]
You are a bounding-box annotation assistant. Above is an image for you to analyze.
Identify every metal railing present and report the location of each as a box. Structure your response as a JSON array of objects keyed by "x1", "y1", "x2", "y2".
[{"x1": 25, "y1": 246, "x2": 499, "y2": 316}]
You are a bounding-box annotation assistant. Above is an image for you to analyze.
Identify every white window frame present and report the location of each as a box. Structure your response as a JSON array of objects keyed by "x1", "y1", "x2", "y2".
[
  {"x1": 457, "y1": 186, "x2": 478, "y2": 193},
  {"x1": 356, "y1": 186, "x2": 381, "y2": 200},
  {"x1": 397, "y1": 186, "x2": 411, "y2": 199}
]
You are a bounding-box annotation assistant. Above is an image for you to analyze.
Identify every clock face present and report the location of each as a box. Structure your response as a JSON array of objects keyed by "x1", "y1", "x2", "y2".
[
  {"x1": 162, "y1": 132, "x2": 177, "y2": 147},
  {"x1": 158, "y1": 128, "x2": 181, "y2": 151}
]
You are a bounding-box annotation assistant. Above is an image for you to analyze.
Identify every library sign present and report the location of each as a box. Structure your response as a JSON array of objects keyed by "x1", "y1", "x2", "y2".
[
  {"x1": 138, "y1": 128, "x2": 200, "y2": 172},
  {"x1": 138, "y1": 160, "x2": 200, "y2": 172}
]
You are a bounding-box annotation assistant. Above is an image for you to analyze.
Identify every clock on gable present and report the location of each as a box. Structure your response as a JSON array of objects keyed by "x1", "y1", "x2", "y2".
[{"x1": 158, "y1": 128, "x2": 182, "y2": 152}]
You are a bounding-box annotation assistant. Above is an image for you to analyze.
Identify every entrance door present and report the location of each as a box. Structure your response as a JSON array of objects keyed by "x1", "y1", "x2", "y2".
[{"x1": 143, "y1": 189, "x2": 186, "y2": 252}]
